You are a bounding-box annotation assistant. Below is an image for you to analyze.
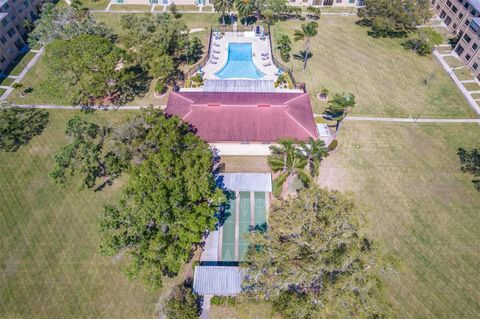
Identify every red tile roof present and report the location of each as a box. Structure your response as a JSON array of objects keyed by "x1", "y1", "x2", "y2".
[{"x1": 165, "y1": 91, "x2": 319, "y2": 143}]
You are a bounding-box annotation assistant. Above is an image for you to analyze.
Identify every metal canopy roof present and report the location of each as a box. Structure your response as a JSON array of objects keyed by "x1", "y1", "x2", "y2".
[
  {"x1": 219, "y1": 173, "x2": 272, "y2": 192},
  {"x1": 193, "y1": 266, "x2": 243, "y2": 295}
]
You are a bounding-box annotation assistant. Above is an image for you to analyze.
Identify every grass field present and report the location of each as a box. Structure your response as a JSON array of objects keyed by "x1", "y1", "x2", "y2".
[
  {"x1": 271, "y1": 17, "x2": 476, "y2": 118},
  {"x1": 0, "y1": 110, "x2": 160, "y2": 318},
  {"x1": 319, "y1": 122, "x2": 480, "y2": 319}
]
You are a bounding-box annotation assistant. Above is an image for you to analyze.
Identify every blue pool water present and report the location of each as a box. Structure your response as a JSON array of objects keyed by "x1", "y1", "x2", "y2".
[{"x1": 215, "y1": 43, "x2": 265, "y2": 79}]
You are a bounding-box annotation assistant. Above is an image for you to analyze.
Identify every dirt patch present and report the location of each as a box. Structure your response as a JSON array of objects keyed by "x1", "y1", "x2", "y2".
[{"x1": 2, "y1": 254, "x2": 21, "y2": 277}]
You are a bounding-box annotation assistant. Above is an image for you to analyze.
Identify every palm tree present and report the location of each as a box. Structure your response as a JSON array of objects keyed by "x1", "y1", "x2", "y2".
[
  {"x1": 213, "y1": 0, "x2": 232, "y2": 25},
  {"x1": 277, "y1": 34, "x2": 292, "y2": 62},
  {"x1": 235, "y1": 0, "x2": 254, "y2": 26},
  {"x1": 324, "y1": 92, "x2": 356, "y2": 132},
  {"x1": 268, "y1": 139, "x2": 309, "y2": 198},
  {"x1": 294, "y1": 21, "x2": 318, "y2": 70},
  {"x1": 299, "y1": 137, "x2": 328, "y2": 178}
]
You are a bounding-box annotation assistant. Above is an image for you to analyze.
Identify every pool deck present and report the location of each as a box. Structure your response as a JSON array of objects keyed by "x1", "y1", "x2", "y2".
[{"x1": 202, "y1": 32, "x2": 278, "y2": 81}]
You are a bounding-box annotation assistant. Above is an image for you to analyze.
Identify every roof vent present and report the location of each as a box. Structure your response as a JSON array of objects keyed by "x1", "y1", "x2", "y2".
[
  {"x1": 257, "y1": 104, "x2": 271, "y2": 107},
  {"x1": 207, "y1": 103, "x2": 221, "y2": 107}
]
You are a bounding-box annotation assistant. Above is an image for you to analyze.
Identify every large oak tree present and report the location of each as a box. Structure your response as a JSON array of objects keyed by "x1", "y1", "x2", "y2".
[
  {"x1": 243, "y1": 185, "x2": 396, "y2": 318},
  {"x1": 44, "y1": 35, "x2": 137, "y2": 105},
  {"x1": 99, "y1": 109, "x2": 225, "y2": 289}
]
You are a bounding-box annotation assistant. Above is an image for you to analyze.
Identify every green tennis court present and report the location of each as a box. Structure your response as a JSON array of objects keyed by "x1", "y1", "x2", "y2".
[
  {"x1": 254, "y1": 192, "x2": 267, "y2": 228},
  {"x1": 221, "y1": 198, "x2": 236, "y2": 262},
  {"x1": 220, "y1": 190, "x2": 268, "y2": 262},
  {"x1": 238, "y1": 191, "x2": 251, "y2": 261}
]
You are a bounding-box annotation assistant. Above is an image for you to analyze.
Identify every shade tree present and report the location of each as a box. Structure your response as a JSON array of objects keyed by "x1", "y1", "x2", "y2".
[
  {"x1": 99, "y1": 109, "x2": 226, "y2": 289},
  {"x1": 28, "y1": 2, "x2": 113, "y2": 46},
  {"x1": 358, "y1": 0, "x2": 432, "y2": 38},
  {"x1": 49, "y1": 116, "x2": 123, "y2": 190},
  {"x1": 458, "y1": 148, "x2": 480, "y2": 191},
  {"x1": 0, "y1": 102, "x2": 49, "y2": 152},
  {"x1": 243, "y1": 185, "x2": 396, "y2": 319},
  {"x1": 44, "y1": 35, "x2": 139, "y2": 106}
]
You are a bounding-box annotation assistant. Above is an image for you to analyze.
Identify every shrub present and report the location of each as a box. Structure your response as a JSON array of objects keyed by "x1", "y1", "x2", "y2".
[
  {"x1": 210, "y1": 296, "x2": 236, "y2": 306},
  {"x1": 12, "y1": 83, "x2": 24, "y2": 89},
  {"x1": 328, "y1": 139, "x2": 338, "y2": 152},
  {"x1": 165, "y1": 282, "x2": 200, "y2": 319},
  {"x1": 403, "y1": 27, "x2": 443, "y2": 55},
  {"x1": 155, "y1": 79, "x2": 167, "y2": 94}
]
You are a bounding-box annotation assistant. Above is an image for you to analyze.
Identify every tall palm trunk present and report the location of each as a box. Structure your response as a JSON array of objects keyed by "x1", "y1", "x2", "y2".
[{"x1": 303, "y1": 41, "x2": 310, "y2": 70}]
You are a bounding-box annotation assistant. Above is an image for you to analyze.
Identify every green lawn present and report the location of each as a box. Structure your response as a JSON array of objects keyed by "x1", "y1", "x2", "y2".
[
  {"x1": 454, "y1": 67, "x2": 474, "y2": 81},
  {"x1": 443, "y1": 55, "x2": 465, "y2": 68},
  {"x1": 82, "y1": 0, "x2": 109, "y2": 9},
  {"x1": 463, "y1": 81, "x2": 480, "y2": 91},
  {"x1": 0, "y1": 77, "x2": 14, "y2": 86},
  {"x1": 271, "y1": 17, "x2": 476, "y2": 118},
  {"x1": 109, "y1": 4, "x2": 152, "y2": 11},
  {"x1": 319, "y1": 122, "x2": 480, "y2": 319},
  {"x1": 8, "y1": 55, "x2": 74, "y2": 105},
  {"x1": 0, "y1": 110, "x2": 161, "y2": 318}
]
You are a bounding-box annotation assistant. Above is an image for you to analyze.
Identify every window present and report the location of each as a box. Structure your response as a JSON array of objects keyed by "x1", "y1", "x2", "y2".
[
  {"x1": 1, "y1": 18, "x2": 7, "y2": 26},
  {"x1": 452, "y1": 5, "x2": 458, "y2": 13},
  {"x1": 473, "y1": 43, "x2": 478, "y2": 50},
  {"x1": 465, "y1": 53, "x2": 471, "y2": 61},
  {"x1": 459, "y1": 12, "x2": 464, "y2": 19},
  {"x1": 464, "y1": 33, "x2": 472, "y2": 43},
  {"x1": 0, "y1": 36, "x2": 6, "y2": 44},
  {"x1": 453, "y1": 23, "x2": 457, "y2": 29},
  {"x1": 456, "y1": 45, "x2": 465, "y2": 55},
  {"x1": 14, "y1": 38, "x2": 24, "y2": 51},
  {"x1": 0, "y1": 55, "x2": 6, "y2": 64},
  {"x1": 473, "y1": 62, "x2": 478, "y2": 70},
  {"x1": 465, "y1": 19, "x2": 470, "y2": 26},
  {"x1": 6, "y1": 28, "x2": 16, "y2": 37},
  {"x1": 445, "y1": 15, "x2": 452, "y2": 26},
  {"x1": 446, "y1": 0, "x2": 452, "y2": 7}
]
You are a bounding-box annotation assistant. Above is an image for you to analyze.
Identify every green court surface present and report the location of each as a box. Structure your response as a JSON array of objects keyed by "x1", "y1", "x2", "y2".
[
  {"x1": 221, "y1": 191, "x2": 268, "y2": 262},
  {"x1": 221, "y1": 198, "x2": 236, "y2": 262},
  {"x1": 238, "y1": 191, "x2": 251, "y2": 261},
  {"x1": 254, "y1": 192, "x2": 267, "y2": 229}
]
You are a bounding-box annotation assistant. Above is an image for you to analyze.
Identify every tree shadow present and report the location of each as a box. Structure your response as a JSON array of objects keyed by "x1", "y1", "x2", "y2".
[{"x1": 293, "y1": 50, "x2": 312, "y2": 61}]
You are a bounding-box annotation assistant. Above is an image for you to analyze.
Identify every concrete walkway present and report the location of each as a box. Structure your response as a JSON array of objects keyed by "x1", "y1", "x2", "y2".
[
  {"x1": 0, "y1": 48, "x2": 45, "y2": 101},
  {"x1": 433, "y1": 49, "x2": 480, "y2": 116},
  {"x1": 200, "y1": 295, "x2": 211, "y2": 319}
]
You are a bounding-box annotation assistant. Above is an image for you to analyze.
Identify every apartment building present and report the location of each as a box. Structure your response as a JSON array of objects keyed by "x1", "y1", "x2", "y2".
[
  {"x1": 432, "y1": 0, "x2": 480, "y2": 78},
  {"x1": 0, "y1": 0, "x2": 44, "y2": 74}
]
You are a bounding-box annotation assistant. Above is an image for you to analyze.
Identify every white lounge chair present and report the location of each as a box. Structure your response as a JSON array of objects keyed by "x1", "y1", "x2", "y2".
[
  {"x1": 263, "y1": 62, "x2": 271, "y2": 67},
  {"x1": 262, "y1": 56, "x2": 269, "y2": 61},
  {"x1": 212, "y1": 55, "x2": 219, "y2": 60},
  {"x1": 261, "y1": 52, "x2": 269, "y2": 56},
  {"x1": 213, "y1": 49, "x2": 221, "y2": 54},
  {"x1": 210, "y1": 59, "x2": 218, "y2": 64},
  {"x1": 213, "y1": 42, "x2": 221, "y2": 47}
]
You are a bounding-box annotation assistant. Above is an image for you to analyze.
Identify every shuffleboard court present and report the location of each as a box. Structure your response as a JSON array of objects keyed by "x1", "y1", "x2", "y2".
[
  {"x1": 238, "y1": 191, "x2": 251, "y2": 261},
  {"x1": 254, "y1": 192, "x2": 267, "y2": 230},
  {"x1": 221, "y1": 198, "x2": 236, "y2": 262}
]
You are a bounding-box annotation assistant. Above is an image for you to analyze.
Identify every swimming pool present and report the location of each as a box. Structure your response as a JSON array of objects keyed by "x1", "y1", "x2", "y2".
[{"x1": 215, "y1": 43, "x2": 265, "y2": 79}]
